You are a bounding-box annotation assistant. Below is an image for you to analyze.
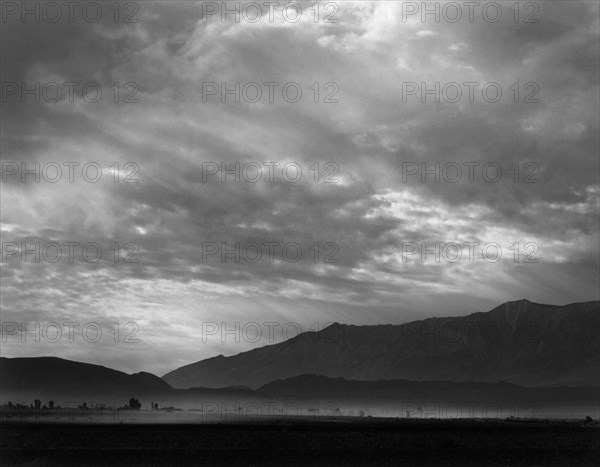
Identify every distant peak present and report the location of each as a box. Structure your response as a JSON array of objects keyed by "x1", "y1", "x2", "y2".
[
  {"x1": 500, "y1": 299, "x2": 536, "y2": 309},
  {"x1": 321, "y1": 322, "x2": 348, "y2": 331}
]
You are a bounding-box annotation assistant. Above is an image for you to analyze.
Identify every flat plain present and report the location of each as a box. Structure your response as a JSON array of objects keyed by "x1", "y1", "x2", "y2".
[{"x1": 1, "y1": 418, "x2": 599, "y2": 466}]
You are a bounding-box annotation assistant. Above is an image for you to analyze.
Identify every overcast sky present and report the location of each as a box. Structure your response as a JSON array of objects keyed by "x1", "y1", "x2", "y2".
[{"x1": 1, "y1": 1, "x2": 598, "y2": 375}]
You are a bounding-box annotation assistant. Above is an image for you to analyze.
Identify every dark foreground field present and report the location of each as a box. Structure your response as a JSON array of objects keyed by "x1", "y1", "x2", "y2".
[{"x1": 1, "y1": 419, "x2": 599, "y2": 466}]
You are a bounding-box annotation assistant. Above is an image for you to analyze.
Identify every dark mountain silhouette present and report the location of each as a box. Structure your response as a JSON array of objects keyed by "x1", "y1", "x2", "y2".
[
  {"x1": 163, "y1": 300, "x2": 600, "y2": 389},
  {"x1": 258, "y1": 374, "x2": 599, "y2": 407},
  {"x1": 0, "y1": 357, "x2": 172, "y2": 403},
  {"x1": 0, "y1": 356, "x2": 266, "y2": 408},
  {"x1": 1, "y1": 355, "x2": 598, "y2": 416}
]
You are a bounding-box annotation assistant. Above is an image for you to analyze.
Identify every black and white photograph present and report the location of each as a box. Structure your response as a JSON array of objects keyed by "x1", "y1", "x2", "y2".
[{"x1": 1, "y1": 1, "x2": 599, "y2": 465}]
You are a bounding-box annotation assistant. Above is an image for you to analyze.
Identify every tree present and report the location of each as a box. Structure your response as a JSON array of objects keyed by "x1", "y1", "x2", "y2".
[
  {"x1": 48, "y1": 400, "x2": 54, "y2": 409},
  {"x1": 34, "y1": 399, "x2": 41, "y2": 409},
  {"x1": 128, "y1": 398, "x2": 141, "y2": 410}
]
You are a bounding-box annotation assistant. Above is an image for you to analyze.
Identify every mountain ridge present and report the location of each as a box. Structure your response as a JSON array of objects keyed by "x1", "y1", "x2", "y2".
[{"x1": 163, "y1": 300, "x2": 600, "y2": 389}]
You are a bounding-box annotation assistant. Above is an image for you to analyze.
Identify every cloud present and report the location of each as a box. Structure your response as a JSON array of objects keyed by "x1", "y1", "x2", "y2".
[{"x1": 1, "y1": 1, "x2": 598, "y2": 374}]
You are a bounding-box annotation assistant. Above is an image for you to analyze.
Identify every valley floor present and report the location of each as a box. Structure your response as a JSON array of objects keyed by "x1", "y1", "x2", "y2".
[{"x1": 1, "y1": 418, "x2": 599, "y2": 466}]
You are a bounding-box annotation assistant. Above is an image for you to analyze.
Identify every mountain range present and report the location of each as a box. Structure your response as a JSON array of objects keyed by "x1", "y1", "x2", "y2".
[
  {"x1": 1, "y1": 300, "x2": 598, "y2": 410},
  {"x1": 2, "y1": 356, "x2": 599, "y2": 416},
  {"x1": 163, "y1": 300, "x2": 600, "y2": 389}
]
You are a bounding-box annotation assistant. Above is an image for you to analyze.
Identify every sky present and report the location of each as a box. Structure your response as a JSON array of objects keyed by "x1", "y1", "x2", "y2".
[{"x1": 1, "y1": 1, "x2": 599, "y2": 375}]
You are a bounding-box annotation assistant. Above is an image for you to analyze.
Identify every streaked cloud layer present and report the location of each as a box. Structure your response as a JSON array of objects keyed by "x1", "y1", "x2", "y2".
[{"x1": 1, "y1": 1, "x2": 598, "y2": 374}]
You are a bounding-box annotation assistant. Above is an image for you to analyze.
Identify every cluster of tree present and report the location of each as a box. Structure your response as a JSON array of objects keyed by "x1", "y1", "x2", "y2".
[
  {"x1": 2, "y1": 402, "x2": 34, "y2": 410},
  {"x1": 2, "y1": 397, "x2": 145, "y2": 411},
  {"x1": 1, "y1": 400, "x2": 58, "y2": 410},
  {"x1": 127, "y1": 398, "x2": 142, "y2": 410}
]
